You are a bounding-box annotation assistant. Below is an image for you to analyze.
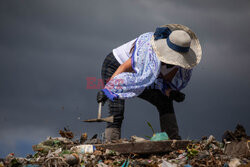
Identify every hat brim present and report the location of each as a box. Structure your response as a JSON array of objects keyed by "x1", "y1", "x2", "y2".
[{"x1": 151, "y1": 24, "x2": 202, "y2": 69}]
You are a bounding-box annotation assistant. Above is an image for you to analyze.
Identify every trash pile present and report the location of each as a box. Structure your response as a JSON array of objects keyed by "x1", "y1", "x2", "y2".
[{"x1": 0, "y1": 125, "x2": 249, "y2": 167}]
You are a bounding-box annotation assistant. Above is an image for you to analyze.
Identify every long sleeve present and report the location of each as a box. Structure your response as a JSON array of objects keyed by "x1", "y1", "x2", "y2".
[{"x1": 102, "y1": 32, "x2": 161, "y2": 101}]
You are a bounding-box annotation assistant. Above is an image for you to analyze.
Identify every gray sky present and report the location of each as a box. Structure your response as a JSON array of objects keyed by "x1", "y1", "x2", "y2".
[{"x1": 0, "y1": 0, "x2": 250, "y2": 157}]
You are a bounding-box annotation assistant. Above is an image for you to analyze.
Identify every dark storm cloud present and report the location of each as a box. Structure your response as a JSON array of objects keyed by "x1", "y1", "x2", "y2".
[{"x1": 0, "y1": 0, "x2": 250, "y2": 157}]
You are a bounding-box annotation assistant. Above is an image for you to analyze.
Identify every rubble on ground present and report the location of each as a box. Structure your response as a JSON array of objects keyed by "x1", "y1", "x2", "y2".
[{"x1": 0, "y1": 125, "x2": 249, "y2": 167}]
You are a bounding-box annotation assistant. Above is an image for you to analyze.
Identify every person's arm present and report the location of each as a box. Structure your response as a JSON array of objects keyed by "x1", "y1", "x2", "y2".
[
  {"x1": 97, "y1": 58, "x2": 134, "y2": 104},
  {"x1": 110, "y1": 57, "x2": 134, "y2": 80},
  {"x1": 160, "y1": 67, "x2": 178, "y2": 97}
]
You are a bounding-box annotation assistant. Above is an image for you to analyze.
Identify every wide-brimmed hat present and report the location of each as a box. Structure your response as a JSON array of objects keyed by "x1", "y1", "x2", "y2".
[{"x1": 151, "y1": 24, "x2": 202, "y2": 69}]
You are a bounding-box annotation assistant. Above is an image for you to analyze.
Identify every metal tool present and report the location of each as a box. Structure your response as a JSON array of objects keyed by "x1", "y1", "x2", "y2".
[{"x1": 83, "y1": 102, "x2": 114, "y2": 123}]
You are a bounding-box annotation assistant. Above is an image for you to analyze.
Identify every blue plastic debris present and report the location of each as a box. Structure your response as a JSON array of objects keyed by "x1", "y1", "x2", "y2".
[
  {"x1": 223, "y1": 163, "x2": 229, "y2": 167},
  {"x1": 184, "y1": 164, "x2": 192, "y2": 167},
  {"x1": 122, "y1": 159, "x2": 130, "y2": 167},
  {"x1": 150, "y1": 132, "x2": 169, "y2": 141}
]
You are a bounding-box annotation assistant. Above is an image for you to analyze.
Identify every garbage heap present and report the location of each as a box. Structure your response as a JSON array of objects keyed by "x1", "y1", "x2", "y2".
[{"x1": 0, "y1": 125, "x2": 249, "y2": 167}]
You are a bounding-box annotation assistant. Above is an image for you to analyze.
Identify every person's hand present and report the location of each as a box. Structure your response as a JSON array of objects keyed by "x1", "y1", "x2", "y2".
[
  {"x1": 165, "y1": 89, "x2": 172, "y2": 97},
  {"x1": 96, "y1": 90, "x2": 108, "y2": 104},
  {"x1": 169, "y1": 90, "x2": 185, "y2": 102}
]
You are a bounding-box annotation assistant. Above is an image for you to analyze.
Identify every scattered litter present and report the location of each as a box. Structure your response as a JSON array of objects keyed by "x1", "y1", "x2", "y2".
[
  {"x1": 160, "y1": 160, "x2": 177, "y2": 167},
  {"x1": 63, "y1": 153, "x2": 79, "y2": 165},
  {"x1": 23, "y1": 165, "x2": 41, "y2": 167},
  {"x1": 70, "y1": 144, "x2": 96, "y2": 154},
  {"x1": 223, "y1": 125, "x2": 250, "y2": 158},
  {"x1": 228, "y1": 158, "x2": 241, "y2": 167},
  {"x1": 222, "y1": 124, "x2": 249, "y2": 143},
  {"x1": 80, "y1": 133, "x2": 88, "y2": 144},
  {"x1": 184, "y1": 164, "x2": 192, "y2": 167},
  {"x1": 130, "y1": 135, "x2": 148, "y2": 142},
  {"x1": 59, "y1": 128, "x2": 74, "y2": 139},
  {"x1": 121, "y1": 159, "x2": 130, "y2": 167},
  {"x1": 97, "y1": 162, "x2": 108, "y2": 167},
  {"x1": 2, "y1": 124, "x2": 250, "y2": 166}
]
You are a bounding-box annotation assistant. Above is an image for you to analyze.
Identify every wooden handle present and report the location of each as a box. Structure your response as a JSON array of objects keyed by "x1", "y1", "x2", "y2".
[{"x1": 97, "y1": 102, "x2": 102, "y2": 119}]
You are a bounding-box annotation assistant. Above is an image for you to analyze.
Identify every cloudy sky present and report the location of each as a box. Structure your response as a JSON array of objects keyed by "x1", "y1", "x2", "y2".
[{"x1": 0, "y1": 0, "x2": 250, "y2": 157}]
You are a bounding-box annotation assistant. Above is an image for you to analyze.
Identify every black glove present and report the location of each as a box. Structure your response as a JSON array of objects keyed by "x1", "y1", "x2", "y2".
[
  {"x1": 169, "y1": 90, "x2": 185, "y2": 102},
  {"x1": 96, "y1": 90, "x2": 108, "y2": 104}
]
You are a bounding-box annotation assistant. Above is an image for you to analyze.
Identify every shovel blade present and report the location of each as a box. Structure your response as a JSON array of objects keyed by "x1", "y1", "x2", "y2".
[{"x1": 83, "y1": 116, "x2": 114, "y2": 123}]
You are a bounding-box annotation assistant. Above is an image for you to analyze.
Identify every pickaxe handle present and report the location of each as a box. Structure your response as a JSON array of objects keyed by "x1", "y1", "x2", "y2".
[{"x1": 97, "y1": 102, "x2": 102, "y2": 119}]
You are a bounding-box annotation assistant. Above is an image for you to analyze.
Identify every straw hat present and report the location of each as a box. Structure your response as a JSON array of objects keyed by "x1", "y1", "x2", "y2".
[{"x1": 151, "y1": 24, "x2": 202, "y2": 69}]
